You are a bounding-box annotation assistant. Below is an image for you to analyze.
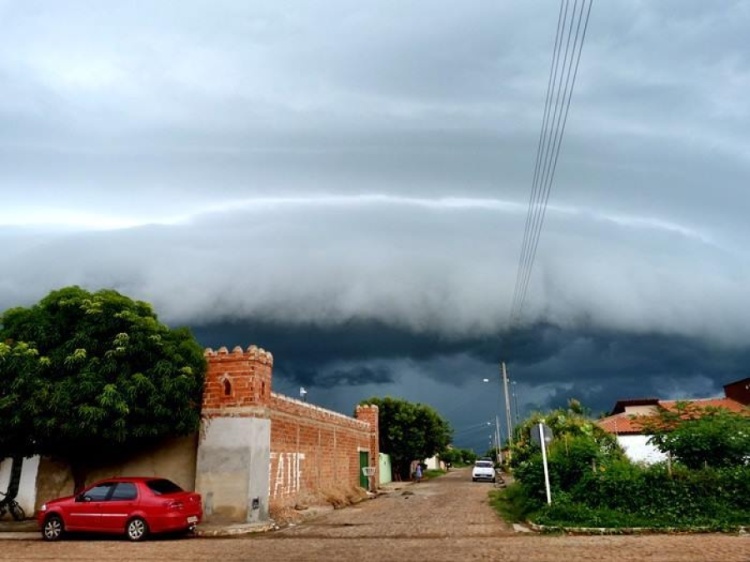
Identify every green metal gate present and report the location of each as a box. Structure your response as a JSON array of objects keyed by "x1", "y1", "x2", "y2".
[{"x1": 359, "y1": 451, "x2": 369, "y2": 488}]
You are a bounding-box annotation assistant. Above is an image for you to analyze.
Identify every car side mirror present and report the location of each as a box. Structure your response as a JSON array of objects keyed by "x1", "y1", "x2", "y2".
[{"x1": 76, "y1": 494, "x2": 91, "y2": 503}]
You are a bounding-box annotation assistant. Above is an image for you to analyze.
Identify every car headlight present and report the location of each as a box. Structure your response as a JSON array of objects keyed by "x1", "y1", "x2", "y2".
[{"x1": 40, "y1": 504, "x2": 47, "y2": 511}]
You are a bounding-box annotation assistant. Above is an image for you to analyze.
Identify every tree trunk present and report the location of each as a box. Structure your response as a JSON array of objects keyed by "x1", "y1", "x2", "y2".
[
  {"x1": 3, "y1": 456, "x2": 23, "y2": 499},
  {"x1": 71, "y1": 462, "x2": 88, "y2": 495}
]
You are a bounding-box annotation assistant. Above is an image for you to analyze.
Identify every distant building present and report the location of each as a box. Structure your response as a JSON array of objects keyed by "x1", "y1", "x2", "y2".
[{"x1": 598, "y1": 377, "x2": 750, "y2": 464}]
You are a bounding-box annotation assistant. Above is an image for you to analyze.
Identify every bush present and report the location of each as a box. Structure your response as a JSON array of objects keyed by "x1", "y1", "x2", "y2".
[
  {"x1": 554, "y1": 464, "x2": 750, "y2": 528},
  {"x1": 489, "y1": 483, "x2": 538, "y2": 523}
]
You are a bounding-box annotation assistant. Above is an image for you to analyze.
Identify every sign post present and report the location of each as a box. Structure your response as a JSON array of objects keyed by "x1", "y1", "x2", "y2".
[{"x1": 531, "y1": 422, "x2": 554, "y2": 505}]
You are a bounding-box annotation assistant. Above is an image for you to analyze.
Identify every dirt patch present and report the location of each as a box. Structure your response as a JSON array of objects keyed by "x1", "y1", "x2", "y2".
[{"x1": 269, "y1": 485, "x2": 369, "y2": 526}]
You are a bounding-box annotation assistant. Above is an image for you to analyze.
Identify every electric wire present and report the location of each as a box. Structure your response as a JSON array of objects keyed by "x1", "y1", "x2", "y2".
[
  {"x1": 508, "y1": 0, "x2": 594, "y2": 328},
  {"x1": 517, "y1": 0, "x2": 593, "y2": 319},
  {"x1": 510, "y1": 0, "x2": 567, "y2": 326}
]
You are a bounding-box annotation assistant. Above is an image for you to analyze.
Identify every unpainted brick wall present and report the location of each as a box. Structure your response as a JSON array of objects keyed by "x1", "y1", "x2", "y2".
[{"x1": 268, "y1": 395, "x2": 378, "y2": 501}]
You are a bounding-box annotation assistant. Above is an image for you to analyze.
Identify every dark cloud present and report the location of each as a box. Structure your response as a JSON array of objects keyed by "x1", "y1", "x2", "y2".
[{"x1": 190, "y1": 318, "x2": 749, "y2": 451}]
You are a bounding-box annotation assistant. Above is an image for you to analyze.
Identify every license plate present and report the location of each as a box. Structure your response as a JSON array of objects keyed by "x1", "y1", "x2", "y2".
[{"x1": 187, "y1": 516, "x2": 198, "y2": 524}]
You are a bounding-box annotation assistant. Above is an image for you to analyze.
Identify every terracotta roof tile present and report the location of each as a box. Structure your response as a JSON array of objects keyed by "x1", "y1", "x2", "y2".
[
  {"x1": 658, "y1": 398, "x2": 746, "y2": 413},
  {"x1": 597, "y1": 413, "x2": 645, "y2": 435},
  {"x1": 598, "y1": 397, "x2": 749, "y2": 435}
]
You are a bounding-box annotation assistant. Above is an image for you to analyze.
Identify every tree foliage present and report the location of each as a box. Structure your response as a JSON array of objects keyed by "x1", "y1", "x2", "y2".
[
  {"x1": 637, "y1": 402, "x2": 750, "y2": 469},
  {"x1": 439, "y1": 447, "x2": 477, "y2": 467},
  {"x1": 510, "y1": 399, "x2": 623, "y2": 470},
  {"x1": 510, "y1": 400, "x2": 626, "y2": 505},
  {"x1": 0, "y1": 286, "x2": 206, "y2": 489},
  {"x1": 358, "y1": 396, "x2": 452, "y2": 480}
]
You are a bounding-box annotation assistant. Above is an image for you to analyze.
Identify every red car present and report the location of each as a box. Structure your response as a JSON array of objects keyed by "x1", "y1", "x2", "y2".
[{"x1": 38, "y1": 477, "x2": 202, "y2": 541}]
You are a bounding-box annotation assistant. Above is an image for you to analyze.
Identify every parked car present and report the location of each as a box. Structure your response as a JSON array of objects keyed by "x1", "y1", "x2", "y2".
[
  {"x1": 38, "y1": 477, "x2": 202, "y2": 541},
  {"x1": 471, "y1": 460, "x2": 496, "y2": 483}
]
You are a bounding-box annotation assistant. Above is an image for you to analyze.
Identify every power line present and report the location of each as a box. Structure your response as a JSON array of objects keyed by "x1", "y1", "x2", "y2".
[{"x1": 509, "y1": 0, "x2": 594, "y2": 328}]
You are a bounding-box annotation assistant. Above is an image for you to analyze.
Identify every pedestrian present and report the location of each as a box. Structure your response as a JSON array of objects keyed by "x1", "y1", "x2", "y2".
[{"x1": 414, "y1": 463, "x2": 423, "y2": 483}]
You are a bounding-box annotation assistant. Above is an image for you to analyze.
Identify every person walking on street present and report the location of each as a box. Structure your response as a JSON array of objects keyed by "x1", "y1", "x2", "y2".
[{"x1": 414, "y1": 463, "x2": 423, "y2": 483}]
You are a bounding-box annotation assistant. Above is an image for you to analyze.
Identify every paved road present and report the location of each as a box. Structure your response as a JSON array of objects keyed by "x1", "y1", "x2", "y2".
[{"x1": 2, "y1": 468, "x2": 748, "y2": 561}]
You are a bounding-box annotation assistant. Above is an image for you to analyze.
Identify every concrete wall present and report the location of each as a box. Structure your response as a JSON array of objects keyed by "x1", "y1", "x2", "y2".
[
  {"x1": 378, "y1": 453, "x2": 392, "y2": 485},
  {"x1": 33, "y1": 434, "x2": 198, "y2": 513},
  {"x1": 423, "y1": 455, "x2": 446, "y2": 470},
  {"x1": 195, "y1": 416, "x2": 271, "y2": 523},
  {"x1": 0, "y1": 456, "x2": 40, "y2": 516}
]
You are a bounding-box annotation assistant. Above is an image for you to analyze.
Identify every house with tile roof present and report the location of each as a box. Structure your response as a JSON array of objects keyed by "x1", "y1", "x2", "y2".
[{"x1": 597, "y1": 377, "x2": 750, "y2": 464}]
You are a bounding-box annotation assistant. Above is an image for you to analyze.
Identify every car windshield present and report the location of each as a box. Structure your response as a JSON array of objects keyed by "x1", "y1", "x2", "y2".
[
  {"x1": 475, "y1": 461, "x2": 493, "y2": 468},
  {"x1": 146, "y1": 479, "x2": 184, "y2": 495}
]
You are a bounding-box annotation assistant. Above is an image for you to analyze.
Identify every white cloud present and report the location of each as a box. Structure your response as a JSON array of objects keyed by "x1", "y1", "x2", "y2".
[{"x1": 0, "y1": 0, "x2": 749, "y2": 352}]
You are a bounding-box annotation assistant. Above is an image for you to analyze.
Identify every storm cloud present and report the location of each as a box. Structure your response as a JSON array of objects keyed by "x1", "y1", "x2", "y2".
[{"x1": 2, "y1": 1, "x2": 749, "y2": 451}]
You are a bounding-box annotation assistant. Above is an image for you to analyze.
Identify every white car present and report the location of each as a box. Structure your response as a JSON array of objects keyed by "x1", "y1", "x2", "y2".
[{"x1": 471, "y1": 460, "x2": 496, "y2": 482}]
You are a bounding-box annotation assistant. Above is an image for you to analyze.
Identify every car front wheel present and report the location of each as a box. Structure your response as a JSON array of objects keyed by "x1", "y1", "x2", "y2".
[
  {"x1": 126, "y1": 517, "x2": 149, "y2": 541},
  {"x1": 42, "y1": 514, "x2": 64, "y2": 541}
]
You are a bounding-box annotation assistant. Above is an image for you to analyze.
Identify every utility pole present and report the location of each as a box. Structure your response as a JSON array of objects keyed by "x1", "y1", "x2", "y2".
[
  {"x1": 495, "y1": 415, "x2": 503, "y2": 465},
  {"x1": 502, "y1": 362, "x2": 513, "y2": 459}
]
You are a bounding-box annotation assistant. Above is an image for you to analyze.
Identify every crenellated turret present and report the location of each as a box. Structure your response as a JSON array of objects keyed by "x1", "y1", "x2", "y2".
[{"x1": 202, "y1": 345, "x2": 273, "y2": 413}]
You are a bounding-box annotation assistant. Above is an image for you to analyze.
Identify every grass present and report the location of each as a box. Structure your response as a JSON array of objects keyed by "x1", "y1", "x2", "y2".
[
  {"x1": 423, "y1": 469, "x2": 446, "y2": 480},
  {"x1": 488, "y1": 483, "x2": 537, "y2": 523}
]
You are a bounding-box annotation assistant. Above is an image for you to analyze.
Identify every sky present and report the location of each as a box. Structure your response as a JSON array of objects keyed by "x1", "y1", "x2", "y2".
[{"x1": 2, "y1": 1, "x2": 749, "y2": 452}]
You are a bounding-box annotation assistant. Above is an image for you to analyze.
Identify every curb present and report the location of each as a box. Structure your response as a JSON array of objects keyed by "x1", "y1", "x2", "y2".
[
  {"x1": 0, "y1": 532, "x2": 38, "y2": 541},
  {"x1": 195, "y1": 522, "x2": 276, "y2": 538},
  {"x1": 527, "y1": 521, "x2": 750, "y2": 535}
]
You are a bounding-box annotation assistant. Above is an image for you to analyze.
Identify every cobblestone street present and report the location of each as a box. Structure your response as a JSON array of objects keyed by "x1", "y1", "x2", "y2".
[{"x1": 2, "y1": 469, "x2": 747, "y2": 561}]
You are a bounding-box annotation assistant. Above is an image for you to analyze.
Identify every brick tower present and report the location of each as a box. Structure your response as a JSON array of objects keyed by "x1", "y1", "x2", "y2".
[
  {"x1": 195, "y1": 345, "x2": 274, "y2": 523},
  {"x1": 354, "y1": 404, "x2": 380, "y2": 489}
]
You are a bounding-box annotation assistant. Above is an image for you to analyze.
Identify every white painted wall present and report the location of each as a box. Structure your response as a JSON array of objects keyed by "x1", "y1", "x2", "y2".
[
  {"x1": 0, "y1": 456, "x2": 40, "y2": 517},
  {"x1": 195, "y1": 417, "x2": 271, "y2": 523},
  {"x1": 423, "y1": 455, "x2": 444, "y2": 470},
  {"x1": 617, "y1": 435, "x2": 667, "y2": 465},
  {"x1": 378, "y1": 453, "x2": 392, "y2": 485}
]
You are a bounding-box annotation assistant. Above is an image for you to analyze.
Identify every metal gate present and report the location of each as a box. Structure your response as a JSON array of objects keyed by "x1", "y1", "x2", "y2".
[{"x1": 359, "y1": 451, "x2": 369, "y2": 488}]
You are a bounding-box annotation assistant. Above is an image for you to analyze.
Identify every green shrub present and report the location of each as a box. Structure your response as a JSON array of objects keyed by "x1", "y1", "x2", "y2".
[{"x1": 488, "y1": 482, "x2": 538, "y2": 523}]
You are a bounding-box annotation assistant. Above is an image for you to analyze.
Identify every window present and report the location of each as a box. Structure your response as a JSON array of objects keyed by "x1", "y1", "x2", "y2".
[
  {"x1": 223, "y1": 379, "x2": 232, "y2": 396},
  {"x1": 110, "y1": 482, "x2": 138, "y2": 501},
  {"x1": 83, "y1": 483, "x2": 115, "y2": 501},
  {"x1": 146, "y1": 479, "x2": 184, "y2": 495}
]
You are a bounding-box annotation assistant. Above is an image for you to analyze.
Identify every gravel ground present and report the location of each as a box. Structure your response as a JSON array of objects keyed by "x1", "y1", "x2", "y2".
[{"x1": 2, "y1": 468, "x2": 747, "y2": 561}]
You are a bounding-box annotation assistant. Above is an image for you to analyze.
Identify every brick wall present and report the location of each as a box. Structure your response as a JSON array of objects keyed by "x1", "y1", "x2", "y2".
[
  {"x1": 268, "y1": 394, "x2": 378, "y2": 501},
  {"x1": 201, "y1": 345, "x2": 379, "y2": 512}
]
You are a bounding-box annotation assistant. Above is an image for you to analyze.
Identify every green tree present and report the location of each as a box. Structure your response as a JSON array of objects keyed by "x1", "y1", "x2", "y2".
[
  {"x1": 510, "y1": 399, "x2": 623, "y2": 469},
  {"x1": 510, "y1": 400, "x2": 626, "y2": 505},
  {"x1": 0, "y1": 286, "x2": 206, "y2": 491},
  {"x1": 358, "y1": 396, "x2": 453, "y2": 480},
  {"x1": 438, "y1": 447, "x2": 477, "y2": 468},
  {"x1": 638, "y1": 402, "x2": 750, "y2": 469},
  {"x1": 0, "y1": 341, "x2": 45, "y2": 460}
]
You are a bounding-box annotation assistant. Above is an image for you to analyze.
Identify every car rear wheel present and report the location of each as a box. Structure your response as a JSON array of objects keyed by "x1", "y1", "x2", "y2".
[
  {"x1": 126, "y1": 517, "x2": 149, "y2": 541},
  {"x1": 42, "y1": 515, "x2": 64, "y2": 541}
]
